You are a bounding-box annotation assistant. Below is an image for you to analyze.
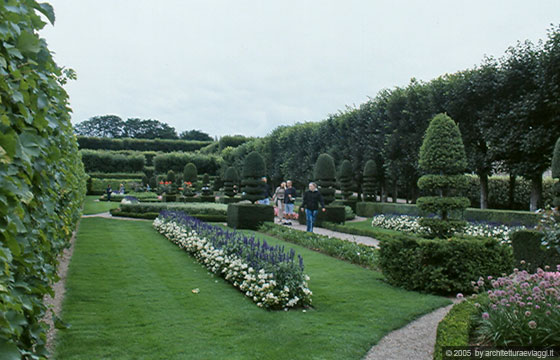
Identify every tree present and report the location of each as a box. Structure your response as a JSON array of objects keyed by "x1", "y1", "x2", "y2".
[
  {"x1": 241, "y1": 152, "x2": 266, "y2": 203},
  {"x1": 123, "y1": 118, "x2": 178, "y2": 139},
  {"x1": 553, "y1": 137, "x2": 560, "y2": 208},
  {"x1": 338, "y1": 160, "x2": 353, "y2": 199},
  {"x1": 74, "y1": 115, "x2": 125, "y2": 138},
  {"x1": 180, "y1": 129, "x2": 213, "y2": 141},
  {"x1": 416, "y1": 114, "x2": 470, "y2": 238},
  {"x1": 224, "y1": 166, "x2": 239, "y2": 197},
  {"x1": 183, "y1": 163, "x2": 198, "y2": 183},
  {"x1": 313, "y1": 153, "x2": 336, "y2": 205},
  {"x1": 363, "y1": 160, "x2": 377, "y2": 202}
]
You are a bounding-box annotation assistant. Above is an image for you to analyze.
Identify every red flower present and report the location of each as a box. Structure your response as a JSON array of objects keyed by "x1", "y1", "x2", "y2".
[{"x1": 159, "y1": 181, "x2": 164, "y2": 185}]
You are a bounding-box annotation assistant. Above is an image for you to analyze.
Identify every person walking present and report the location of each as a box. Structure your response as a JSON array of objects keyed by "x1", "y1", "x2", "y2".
[
  {"x1": 300, "y1": 182, "x2": 326, "y2": 232},
  {"x1": 284, "y1": 180, "x2": 297, "y2": 225},
  {"x1": 272, "y1": 181, "x2": 286, "y2": 223},
  {"x1": 119, "y1": 183, "x2": 125, "y2": 194},
  {"x1": 106, "y1": 184, "x2": 112, "y2": 201},
  {"x1": 258, "y1": 176, "x2": 271, "y2": 205}
]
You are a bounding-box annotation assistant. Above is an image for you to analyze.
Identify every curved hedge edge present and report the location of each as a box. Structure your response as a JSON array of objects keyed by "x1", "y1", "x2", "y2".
[{"x1": 433, "y1": 300, "x2": 477, "y2": 360}]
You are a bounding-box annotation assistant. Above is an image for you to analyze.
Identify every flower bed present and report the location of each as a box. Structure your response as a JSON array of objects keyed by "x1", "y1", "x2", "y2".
[
  {"x1": 371, "y1": 214, "x2": 525, "y2": 242},
  {"x1": 153, "y1": 210, "x2": 312, "y2": 309},
  {"x1": 469, "y1": 266, "x2": 560, "y2": 346}
]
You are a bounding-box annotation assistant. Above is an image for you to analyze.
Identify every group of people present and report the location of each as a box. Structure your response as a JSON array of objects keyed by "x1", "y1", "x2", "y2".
[
  {"x1": 258, "y1": 178, "x2": 326, "y2": 232},
  {"x1": 105, "y1": 183, "x2": 126, "y2": 201}
]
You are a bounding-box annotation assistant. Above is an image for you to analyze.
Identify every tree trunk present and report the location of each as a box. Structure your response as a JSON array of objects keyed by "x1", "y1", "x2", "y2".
[
  {"x1": 392, "y1": 181, "x2": 398, "y2": 203},
  {"x1": 508, "y1": 174, "x2": 516, "y2": 209},
  {"x1": 529, "y1": 174, "x2": 543, "y2": 212},
  {"x1": 381, "y1": 181, "x2": 387, "y2": 203},
  {"x1": 479, "y1": 172, "x2": 488, "y2": 209}
]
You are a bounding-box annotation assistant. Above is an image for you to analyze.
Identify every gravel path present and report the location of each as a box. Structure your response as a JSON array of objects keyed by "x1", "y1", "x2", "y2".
[
  {"x1": 82, "y1": 211, "x2": 150, "y2": 221},
  {"x1": 285, "y1": 218, "x2": 456, "y2": 360}
]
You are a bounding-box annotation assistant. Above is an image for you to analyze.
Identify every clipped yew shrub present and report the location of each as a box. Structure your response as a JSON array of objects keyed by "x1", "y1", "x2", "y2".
[
  {"x1": 363, "y1": 160, "x2": 377, "y2": 202},
  {"x1": 338, "y1": 160, "x2": 353, "y2": 199},
  {"x1": 314, "y1": 153, "x2": 336, "y2": 205},
  {"x1": 0, "y1": 2, "x2": 86, "y2": 357},
  {"x1": 553, "y1": 137, "x2": 560, "y2": 208},
  {"x1": 417, "y1": 114, "x2": 470, "y2": 238},
  {"x1": 183, "y1": 162, "x2": 198, "y2": 184},
  {"x1": 241, "y1": 151, "x2": 266, "y2": 203},
  {"x1": 223, "y1": 166, "x2": 239, "y2": 198}
]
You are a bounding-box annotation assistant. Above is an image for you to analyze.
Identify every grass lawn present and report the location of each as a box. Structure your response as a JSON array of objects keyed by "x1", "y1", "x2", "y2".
[
  {"x1": 82, "y1": 195, "x2": 120, "y2": 215},
  {"x1": 55, "y1": 218, "x2": 450, "y2": 360},
  {"x1": 337, "y1": 219, "x2": 405, "y2": 237}
]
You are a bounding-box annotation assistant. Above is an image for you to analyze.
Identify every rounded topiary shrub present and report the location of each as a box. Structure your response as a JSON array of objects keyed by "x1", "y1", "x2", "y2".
[
  {"x1": 363, "y1": 160, "x2": 377, "y2": 202},
  {"x1": 183, "y1": 162, "x2": 198, "y2": 184},
  {"x1": 314, "y1": 153, "x2": 336, "y2": 205},
  {"x1": 553, "y1": 137, "x2": 560, "y2": 208},
  {"x1": 224, "y1": 166, "x2": 239, "y2": 198},
  {"x1": 338, "y1": 159, "x2": 353, "y2": 200},
  {"x1": 417, "y1": 114, "x2": 470, "y2": 238},
  {"x1": 242, "y1": 151, "x2": 266, "y2": 203},
  {"x1": 166, "y1": 170, "x2": 176, "y2": 183},
  {"x1": 201, "y1": 173, "x2": 212, "y2": 196}
]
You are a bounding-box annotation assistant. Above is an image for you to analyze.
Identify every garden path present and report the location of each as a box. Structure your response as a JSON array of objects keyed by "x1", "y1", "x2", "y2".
[{"x1": 287, "y1": 220, "x2": 380, "y2": 247}]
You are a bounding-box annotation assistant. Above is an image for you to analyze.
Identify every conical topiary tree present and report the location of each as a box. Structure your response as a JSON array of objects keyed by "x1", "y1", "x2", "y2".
[
  {"x1": 224, "y1": 166, "x2": 239, "y2": 197},
  {"x1": 416, "y1": 113, "x2": 470, "y2": 238},
  {"x1": 166, "y1": 170, "x2": 176, "y2": 183},
  {"x1": 363, "y1": 160, "x2": 377, "y2": 202},
  {"x1": 201, "y1": 173, "x2": 212, "y2": 196},
  {"x1": 183, "y1": 163, "x2": 198, "y2": 184},
  {"x1": 552, "y1": 137, "x2": 560, "y2": 208},
  {"x1": 242, "y1": 151, "x2": 266, "y2": 203},
  {"x1": 338, "y1": 160, "x2": 353, "y2": 200},
  {"x1": 313, "y1": 153, "x2": 336, "y2": 205}
]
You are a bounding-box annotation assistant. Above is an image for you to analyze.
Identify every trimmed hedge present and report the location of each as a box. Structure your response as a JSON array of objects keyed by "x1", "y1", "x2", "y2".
[
  {"x1": 258, "y1": 223, "x2": 378, "y2": 269},
  {"x1": 356, "y1": 202, "x2": 539, "y2": 226},
  {"x1": 0, "y1": 2, "x2": 87, "y2": 357},
  {"x1": 297, "y1": 205, "x2": 346, "y2": 225},
  {"x1": 378, "y1": 236, "x2": 514, "y2": 295},
  {"x1": 511, "y1": 230, "x2": 560, "y2": 272},
  {"x1": 80, "y1": 149, "x2": 145, "y2": 173},
  {"x1": 120, "y1": 202, "x2": 227, "y2": 216},
  {"x1": 90, "y1": 178, "x2": 143, "y2": 194},
  {"x1": 110, "y1": 208, "x2": 226, "y2": 222},
  {"x1": 153, "y1": 152, "x2": 221, "y2": 175},
  {"x1": 433, "y1": 300, "x2": 477, "y2": 360},
  {"x1": 227, "y1": 203, "x2": 274, "y2": 230},
  {"x1": 88, "y1": 172, "x2": 145, "y2": 179},
  {"x1": 77, "y1": 136, "x2": 212, "y2": 152}
]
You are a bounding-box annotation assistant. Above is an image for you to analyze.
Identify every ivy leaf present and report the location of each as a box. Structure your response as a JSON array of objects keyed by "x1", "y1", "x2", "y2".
[
  {"x1": 0, "y1": 130, "x2": 17, "y2": 160},
  {"x1": 53, "y1": 314, "x2": 71, "y2": 330},
  {"x1": 33, "y1": 3, "x2": 56, "y2": 25},
  {"x1": 17, "y1": 31, "x2": 41, "y2": 55},
  {"x1": 0, "y1": 339, "x2": 21, "y2": 360}
]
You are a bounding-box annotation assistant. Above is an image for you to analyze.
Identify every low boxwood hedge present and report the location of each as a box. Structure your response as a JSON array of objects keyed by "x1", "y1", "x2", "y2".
[
  {"x1": 378, "y1": 236, "x2": 514, "y2": 295},
  {"x1": 227, "y1": 203, "x2": 274, "y2": 230},
  {"x1": 110, "y1": 208, "x2": 226, "y2": 222},
  {"x1": 433, "y1": 300, "x2": 477, "y2": 360},
  {"x1": 120, "y1": 202, "x2": 227, "y2": 216},
  {"x1": 356, "y1": 202, "x2": 539, "y2": 227},
  {"x1": 297, "y1": 205, "x2": 346, "y2": 225},
  {"x1": 88, "y1": 172, "x2": 146, "y2": 180}
]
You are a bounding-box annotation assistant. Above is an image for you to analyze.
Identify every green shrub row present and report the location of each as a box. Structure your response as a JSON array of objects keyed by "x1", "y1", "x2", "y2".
[
  {"x1": 77, "y1": 136, "x2": 212, "y2": 152},
  {"x1": 88, "y1": 172, "x2": 146, "y2": 179},
  {"x1": 80, "y1": 149, "x2": 145, "y2": 173},
  {"x1": 433, "y1": 300, "x2": 477, "y2": 360},
  {"x1": 227, "y1": 203, "x2": 274, "y2": 230},
  {"x1": 120, "y1": 202, "x2": 227, "y2": 216},
  {"x1": 378, "y1": 236, "x2": 514, "y2": 295},
  {"x1": 110, "y1": 208, "x2": 226, "y2": 222},
  {"x1": 510, "y1": 230, "x2": 560, "y2": 272},
  {"x1": 356, "y1": 202, "x2": 539, "y2": 226},
  {"x1": 98, "y1": 192, "x2": 158, "y2": 202},
  {"x1": 258, "y1": 223, "x2": 378, "y2": 269},
  {"x1": 0, "y1": 2, "x2": 87, "y2": 357},
  {"x1": 153, "y1": 152, "x2": 222, "y2": 176}
]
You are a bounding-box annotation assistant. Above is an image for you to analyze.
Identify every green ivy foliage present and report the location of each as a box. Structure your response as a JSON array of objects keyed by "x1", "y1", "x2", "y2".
[
  {"x1": 241, "y1": 152, "x2": 265, "y2": 203},
  {"x1": 313, "y1": 153, "x2": 336, "y2": 205},
  {"x1": 0, "y1": 1, "x2": 86, "y2": 357}
]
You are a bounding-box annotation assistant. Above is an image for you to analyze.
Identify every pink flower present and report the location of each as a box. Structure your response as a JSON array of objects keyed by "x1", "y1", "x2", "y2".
[
  {"x1": 482, "y1": 312, "x2": 490, "y2": 319},
  {"x1": 456, "y1": 293, "x2": 464, "y2": 300},
  {"x1": 528, "y1": 320, "x2": 537, "y2": 329},
  {"x1": 525, "y1": 311, "x2": 531, "y2": 317}
]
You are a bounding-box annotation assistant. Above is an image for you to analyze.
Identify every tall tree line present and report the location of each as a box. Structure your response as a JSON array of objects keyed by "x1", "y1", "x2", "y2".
[{"x1": 222, "y1": 26, "x2": 560, "y2": 211}]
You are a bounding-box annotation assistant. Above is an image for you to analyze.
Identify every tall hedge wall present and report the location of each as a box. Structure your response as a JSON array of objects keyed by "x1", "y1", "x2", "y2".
[
  {"x1": 80, "y1": 149, "x2": 145, "y2": 173},
  {"x1": 0, "y1": 1, "x2": 86, "y2": 357},
  {"x1": 77, "y1": 136, "x2": 212, "y2": 152},
  {"x1": 153, "y1": 152, "x2": 222, "y2": 175}
]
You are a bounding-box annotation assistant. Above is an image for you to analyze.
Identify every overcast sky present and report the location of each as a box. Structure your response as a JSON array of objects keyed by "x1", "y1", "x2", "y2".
[{"x1": 41, "y1": 1, "x2": 560, "y2": 138}]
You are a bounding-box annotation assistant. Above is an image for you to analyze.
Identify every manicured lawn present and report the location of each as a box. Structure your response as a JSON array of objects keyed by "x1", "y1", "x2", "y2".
[
  {"x1": 82, "y1": 195, "x2": 120, "y2": 215},
  {"x1": 340, "y1": 219, "x2": 405, "y2": 237},
  {"x1": 55, "y1": 218, "x2": 450, "y2": 360}
]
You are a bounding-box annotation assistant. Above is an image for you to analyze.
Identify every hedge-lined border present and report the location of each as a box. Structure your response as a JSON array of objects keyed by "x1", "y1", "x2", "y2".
[
  {"x1": 433, "y1": 300, "x2": 477, "y2": 360},
  {"x1": 77, "y1": 136, "x2": 212, "y2": 152}
]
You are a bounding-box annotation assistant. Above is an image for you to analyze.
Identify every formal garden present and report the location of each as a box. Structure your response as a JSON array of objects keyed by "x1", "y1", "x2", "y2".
[{"x1": 1, "y1": 1, "x2": 560, "y2": 360}]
